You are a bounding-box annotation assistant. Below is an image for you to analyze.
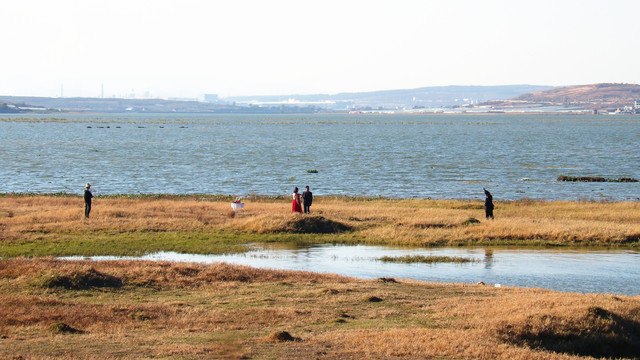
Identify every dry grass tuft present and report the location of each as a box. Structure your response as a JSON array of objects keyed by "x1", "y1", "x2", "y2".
[
  {"x1": 280, "y1": 215, "x2": 352, "y2": 234},
  {"x1": 265, "y1": 331, "x2": 299, "y2": 342},
  {"x1": 0, "y1": 209, "x2": 13, "y2": 218},
  {"x1": 49, "y1": 322, "x2": 84, "y2": 334},
  {"x1": 36, "y1": 267, "x2": 122, "y2": 290},
  {"x1": 495, "y1": 305, "x2": 640, "y2": 358},
  {"x1": 461, "y1": 217, "x2": 481, "y2": 226},
  {"x1": 235, "y1": 214, "x2": 352, "y2": 234},
  {"x1": 322, "y1": 288, "x2": 340, "y2": 295}
]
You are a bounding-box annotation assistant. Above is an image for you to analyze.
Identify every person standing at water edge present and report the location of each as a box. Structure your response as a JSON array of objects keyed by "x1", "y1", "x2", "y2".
[
  {"x1": 302, "y1": 186, "x2": 313, "y2": 214},
  {"x1": 292, "y1": 187, "x2": 303, "y2": 213},
  {"x1": 84, "y1": 183, "x2": 93, "y2": 218},
  {"x1": 483, "y1": 187, "x2": 494, "y2": 219}
]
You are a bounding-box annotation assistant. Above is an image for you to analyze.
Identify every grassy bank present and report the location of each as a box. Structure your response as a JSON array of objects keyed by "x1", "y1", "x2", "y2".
[
  {"x1": 1, "y1": 258, "x2": 639, "y2": 359},
  {"x1": 1, "y1": 195, "x2": 639, "y2": 257},
  {"x1": 2, "y1": 196, "x2": 640, "y2": 358}
]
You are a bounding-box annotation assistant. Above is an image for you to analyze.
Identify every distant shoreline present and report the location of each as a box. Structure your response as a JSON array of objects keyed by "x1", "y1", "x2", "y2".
[
  {"x1": 1, "y1": 109, "x2": 638, "y2": 116},
  {"x1": 3, "y1": 83, "x2": 640, "y2": 115}
]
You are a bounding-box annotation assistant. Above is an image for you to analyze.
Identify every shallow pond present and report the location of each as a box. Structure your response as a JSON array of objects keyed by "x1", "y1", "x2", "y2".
[{"x1": 68, "y1": 245, "x2": 640, "y2": 296}]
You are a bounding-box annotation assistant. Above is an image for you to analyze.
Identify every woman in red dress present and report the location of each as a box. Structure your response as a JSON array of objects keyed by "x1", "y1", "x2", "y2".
[{"x1": 292, "y1": 187, "x2": 303, "y2": 213}]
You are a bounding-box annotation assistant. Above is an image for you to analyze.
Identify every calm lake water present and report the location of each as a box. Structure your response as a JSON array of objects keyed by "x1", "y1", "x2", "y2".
[
  {"x1": 67, "y1": 245, "x2": 640, "y2": 296},
  {"x1": 1, "y1": 113, "x2": 639, "y2": 200}
]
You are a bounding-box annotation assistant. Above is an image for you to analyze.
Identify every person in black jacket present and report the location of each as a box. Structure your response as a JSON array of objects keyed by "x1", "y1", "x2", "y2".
[
  {"x1": 483, "y1": 187, "x2": 494, "y2": 219},
  {"x1": 302, "y1": 186, "x2": 313, "y2": 214},
  {"x1": 84, "y1": 183, "x2": 93, "y2": 218}
]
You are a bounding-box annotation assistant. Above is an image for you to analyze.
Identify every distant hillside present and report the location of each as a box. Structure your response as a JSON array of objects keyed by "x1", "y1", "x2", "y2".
[
  {"x1": 0, "y1": 85, "x2": 554, "y2": 113},
  {"x1": 225, "y1": 85, "x2": 554, "y2": 109},
  {"x1": 512, "y1": 83, "x2": 640, "y2": 109}
]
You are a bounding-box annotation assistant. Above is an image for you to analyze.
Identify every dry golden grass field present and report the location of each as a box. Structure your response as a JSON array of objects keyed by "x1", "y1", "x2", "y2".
[
  {"x1": 1, "y1": 195, "x2": 639, "y2": 255},
  {"x1": 0, "y1": 258, "x2": 639, "y2": 359},
  {"x1": 1, "y1": 195, "x2": 639, "y2": 359}
]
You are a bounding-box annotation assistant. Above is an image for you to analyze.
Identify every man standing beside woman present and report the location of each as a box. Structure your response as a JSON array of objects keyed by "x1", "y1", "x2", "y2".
[{"x1": 302, "y1": 186, "x2": 313, "y2": 213}]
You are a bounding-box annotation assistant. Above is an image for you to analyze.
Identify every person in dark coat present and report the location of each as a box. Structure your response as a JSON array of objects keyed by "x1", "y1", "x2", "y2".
[
  {"x1": 483, "y1": 187, "x2": 494, "y2": 219},
  {"x1": 302, "y1": 186, "x2": 313, "y2": 214},
  {"x1": 84, "y1": 183, "x2": 93, "y2": 218}
]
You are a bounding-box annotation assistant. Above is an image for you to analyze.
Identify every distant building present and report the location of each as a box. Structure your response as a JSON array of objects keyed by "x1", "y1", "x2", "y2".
[
  {"x1": 204, "y1": 94, "x2": 219, "y2": 103},
  {"x1": 634, "y1": 100, "x2": 640, "y2": 109}
]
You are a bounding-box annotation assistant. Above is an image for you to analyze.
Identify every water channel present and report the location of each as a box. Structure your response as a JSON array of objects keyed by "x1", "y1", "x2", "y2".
[{"x1": 68, "y1": 245, "x2": 640, "y2": 296}]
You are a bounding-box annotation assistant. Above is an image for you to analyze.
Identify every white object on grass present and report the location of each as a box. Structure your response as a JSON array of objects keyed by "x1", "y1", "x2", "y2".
[{"x1": 231, "y1": 202, "x2": 244, "y2": 211}]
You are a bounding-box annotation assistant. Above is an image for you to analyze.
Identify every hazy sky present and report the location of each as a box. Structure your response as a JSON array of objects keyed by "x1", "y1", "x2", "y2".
[{"x1": 2, "y1": 0, "x2": 639, "y2": 98}]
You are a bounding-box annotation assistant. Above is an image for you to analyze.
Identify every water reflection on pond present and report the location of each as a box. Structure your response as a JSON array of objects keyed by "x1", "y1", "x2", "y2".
[{"x1": 69, "y1": 245, "x2": 640, "y2": 296}]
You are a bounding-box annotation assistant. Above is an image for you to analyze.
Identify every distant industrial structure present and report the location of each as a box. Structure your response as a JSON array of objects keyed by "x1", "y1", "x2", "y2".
[{"x1": 204, "y1": 94, "x2": 219, "y2": 103}]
